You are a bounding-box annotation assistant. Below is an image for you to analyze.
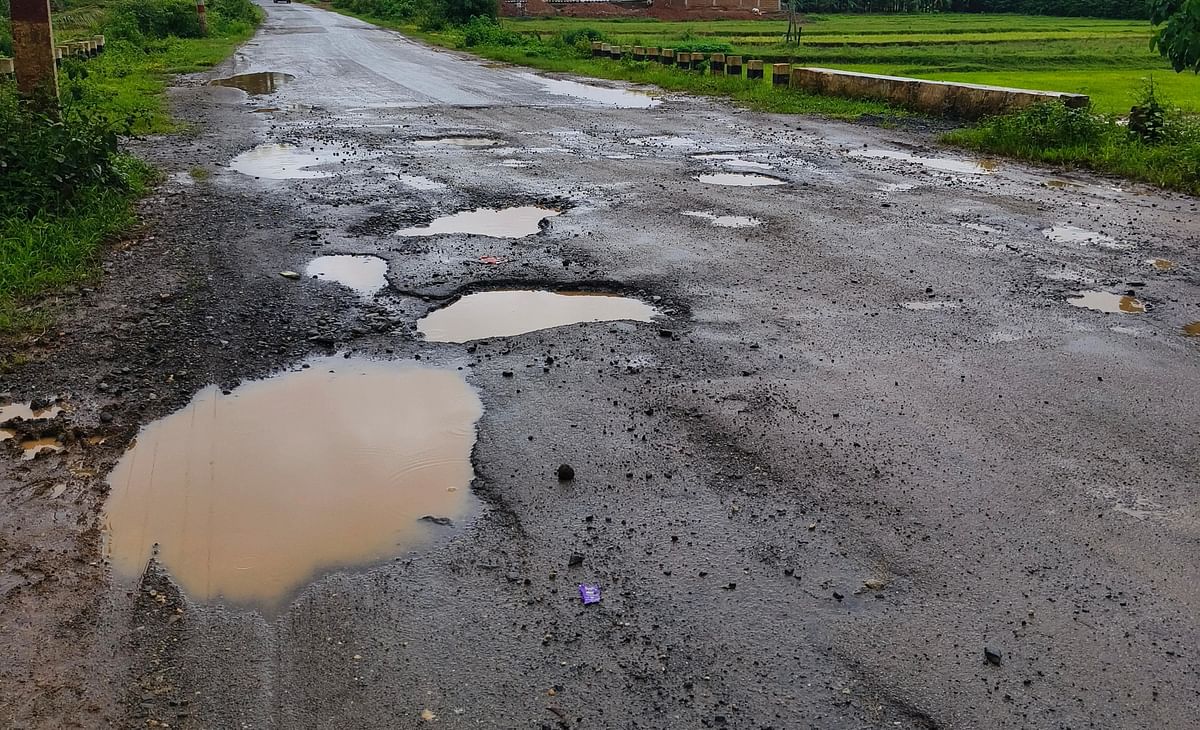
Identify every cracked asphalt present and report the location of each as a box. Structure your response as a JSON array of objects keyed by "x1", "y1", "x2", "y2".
[{"x1": 1, "y1": 1, "x2": 1198, "y2": 728}]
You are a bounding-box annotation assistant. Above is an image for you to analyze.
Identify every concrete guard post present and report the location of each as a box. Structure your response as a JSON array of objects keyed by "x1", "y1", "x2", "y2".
[
  {"x1": 710, "y1": 53, "x2": 725, "y2": 74},
  {"x1": 632, "y1": 45, "x2": 645, "y2": 61},
  {"x1": 0, "y1": 57, "x2": 14, "y2": 77},
  {"x1": 10, "y1": 0, "x2": 59, "y2": 99},
  {"x1": 789, "y1": 67, "x2": 1089, "y2": 120},
  {"x1": 591, "y1": 41, "x2": 603, "y2": 57},
  {"x1": 612, "y1": 45, "x2": 625, "y2": 60},
  {"x1": 747, "y1": 60, "x2": 764, "y2": 80},
  {"x1": 621, "y1": 45, "x2": 632, "y2": 59},
  {"x1": 725, "y1": 55, "x2": 742, "y2": 77},
  {"x1": 646, "y1": 47, "x2": 660, "y2": 62},
  {"x1": 771, "y1": 63, "x2": 790, "y2": 86},
  {"x1": 690, "y1": 53, "x2": 705, "y2": 71},
  {"x1": 675, "y1": 51, "x2": 690, "y2": 70},
  {"x1": 661, "y1": 48, "x2": 675, "y2": 65},
  {"x1": 93, "y1": 34, "x2": 105, "y2": 53}
]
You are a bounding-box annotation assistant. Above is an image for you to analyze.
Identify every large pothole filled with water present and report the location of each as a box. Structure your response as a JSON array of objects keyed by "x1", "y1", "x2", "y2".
[
  {"x1": 103, "y1": 357, "x2": 482, "y2": 608},
  {"x1": 229, "y1": 143, "x2": 366, "y2": 180},
  {"x1": 1067, "y1": 290, "x2": 1145, "y2": 314},
  {"x1": 695, "y1": 173, "x2": 786, "y2": 187},
  {"x1": 305, "y1": 255, "x2": 388, "y2": 296},
  {"x1": 209, "y1": 72, "x2": 294, "y2": 95},
  {"x1": 396, "y1": 206, "x2": 560, "y2": 239},
  {"x1": 418, "y1": 289, "x2": 661, "y2": 342}
]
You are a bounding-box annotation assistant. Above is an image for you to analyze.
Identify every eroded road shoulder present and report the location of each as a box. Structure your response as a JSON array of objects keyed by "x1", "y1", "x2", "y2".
[{"x1": 2, "y1": 1, "x2": 1198, "y2": 728}]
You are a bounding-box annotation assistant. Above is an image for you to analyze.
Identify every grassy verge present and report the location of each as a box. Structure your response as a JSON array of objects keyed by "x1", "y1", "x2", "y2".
[{"x1": 0, "y1": 1, "x2": 260, "y2": 336}]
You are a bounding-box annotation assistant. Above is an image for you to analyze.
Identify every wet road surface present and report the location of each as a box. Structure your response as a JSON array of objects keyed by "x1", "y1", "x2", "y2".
[{"x1": 2, "y1": 1, "x2": 1199, "y2": 728}]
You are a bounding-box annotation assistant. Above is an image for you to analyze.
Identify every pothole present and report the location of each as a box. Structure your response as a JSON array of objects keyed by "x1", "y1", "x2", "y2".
[
  {"x1": 1147, "y1": 258, "x2": 1174, "y2": 270},
  {"x1": 418, "y1": 290, "x2": 661, "y2": 343},
  {"x1": 413, "y1": 137, "x2": 500, "y2": 148},
  {"x1": 209, "y1": 72, "x2": 294, "y2": 95},
  {"x1": 1067, "y1": 290, "x2": 1145, "y2": 314},
  {"x1": 0, "y1": 402, "x2": 62, "y2": 422},
  {"x1": 901, "y1": 300, "x2": 961, "y2": 310},
  {"x1": 693, "y1": 153, "x2": 772, "y2": 170},
  {"x1": 390, "y1": 173, "x2": 446, "y2": 191},
  {"x1": 695, "y1": 173, "x2": 786, "y2": 187},
  {"x1": 682, "y1": 211, "x2": 762, "y2": 228},
  {"x1": 627, "y1": 136, "x2": 696, "y2": 147},
  {"x1": 528, "y1": 74, "x2": 660, "y2": 108},
  {"x1": 103, "y1": 357, "x2": 482, "y2": 608},
  {"x1": 1042, "y1": 226, "x2": 1128, "y2": 249},
  {"x1": 1184, "y1": 322, "x2": 1200, "y2": 336},
  {"x1": 19, "y1": 438, "x2": 63, "y2": 460},
  {"x1": 849, "y1": 149, "x2": 997, "y2": 175},
  {"x1": 305, "y1": 255, "x2": 388, "y2": 296},
  {"x1": 229, "y1": 143, "x2": 364, "y2": 180},
  {"x1": 396, "y1": 206, "x2": 560, "y2": 239}
]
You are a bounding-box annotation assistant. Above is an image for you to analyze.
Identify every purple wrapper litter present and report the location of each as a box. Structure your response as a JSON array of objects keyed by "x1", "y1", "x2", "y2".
[{"x1": 579, "y1": 583, "x2": 602, "y2": 605}]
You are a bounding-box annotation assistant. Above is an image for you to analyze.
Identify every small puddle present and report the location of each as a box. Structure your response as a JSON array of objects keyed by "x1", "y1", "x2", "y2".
[
  {"x1": 418, "y1": 290, "x2": 660, "y2": 343},
  {"x1": 396, "y1": 206, "x2": 560, "y2": 239},
  {"x1": 627, "y1": 136, "x2": 697, "y2": 147},
  {"x1": 901, "y1": 301, "x2": 961, "y2": 310},
  {"x1": 1067, "y1": 290, "x2": 1145, "y2": 314},
  {"x1": 849, "y1": 149, "x2": 996, "y2": 175},
  {"x1": 19, "y1": 438, "x2": 63, "y2": 460},
  {"x1": 528, "y1": 75, "x2": 660, "y2": 108},
  {"x1": 1184, "y1": 322, "x2": 1200, "y2": 336},
  {"x1": 1042, "y1": 226, "x2": 1126, "y2": 249},
  {"x1": 695, "y1": 173, "x2": 786, "y2": 187},
  {"x1": 229, "y1": 143, "x2": 362, "y2": 180},
  {"x1": 1147, "y1": 258, "x2": 1174, "y2": 271},
  {"x1": 209, "y1": 72, "x2": 294, "y2": 95},
  {"x1": 103, "y1": 357, "x2": 482, "y2": 608},
  {"x1": 0, "y1": 428, "x2": 14, "y2": 442},
  {"x1": 682, "y1": 211, "x2": 761, "y2": 228},
  {"x1": 305, "y1": 255, "x2": 388, "y2": 296},
  {"x1": 693, "y1": 153, "x2": 772, "y2": 170},
  {"x1": 413, "y1": 137, "x2": 500, "y2": 148},
  {"x1": 1044, "y1": 179, "x2": 1080, "y2": 189},
  {"x1": 0, "y1": 402, "x2": 62, "y2": 422},
  {"x1": 391, "y1": 173, "x2": 446, "y2": 191}
]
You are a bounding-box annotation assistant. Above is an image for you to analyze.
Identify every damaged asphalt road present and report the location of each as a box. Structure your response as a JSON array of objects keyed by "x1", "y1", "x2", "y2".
[{"x1": 2, "y1": 2, "x2": 1199, "y2": 728}]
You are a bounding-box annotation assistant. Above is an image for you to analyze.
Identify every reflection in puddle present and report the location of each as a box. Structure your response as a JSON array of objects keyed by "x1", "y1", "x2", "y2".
[
  {"x1": 695, "y1": 173, "x2": 786, "y2": 187},
  {"x1": 682, "y1": 211, "x2": 762, "y2": 228},
  {"x1": 1042, "y1": 226, "x2": 1127, "y2": 249},
  {"x1": 209, "y1": 72, "x2": 294, "y2": 95},
  {"x1": 528, "y1": 75, "x2": 660, "y2": 108},
  {"x1": 229, "y1": 143, "x2": 361, "y2": 180},
  {"x1": 1068, "y1": 290, "x2": 1145, "y2": 314},
  {"x1": 19, "y1": 438, "x2": 63, "y2": 460},
  {"x1": 1147, "y1": 258, "x2": 1174, "y2": 270},
  {"x1": 305, "y1": 255, "x2": 388, "y2": 296},
  {"x1": 396, "y1": 206, "x2": 559, "y2": 239},
  {"x1": 103, "y1": 357, "x2": 482, "y2": 608},
  {"x1": 413, "y1": 137, "x2": 500, "y2": 148},
  {"x1": 1184, "y1": 322, "x2": 1200, "y2": 336},
  {"x1": 0, "y1": 402, "x2": 62, "y2": 422},
  {"x1": 0, "y1": 428, "x2": 13, "y2": 442},
  {"x1": 1044, "y1": 179, "x2": 1080, "y2": 188},
  {"x1": 692, "y1": 153, "x2": 772, "y2": 170},
  {"x1": 902, "y1": 301, "x2": 961, "y2": 310},
  {"x1": 849, "y1": 149, "x2": 996, "y2": 175},
  {"x1": 418, "y1": 290, "x2": 660, "y2": 342}
]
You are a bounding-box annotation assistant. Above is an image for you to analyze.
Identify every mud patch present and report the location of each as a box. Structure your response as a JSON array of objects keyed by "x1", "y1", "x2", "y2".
[
  {"x1": 19, "y1": 438, "x2": 63, "y2": 460},
  {"x1": 229, "y1": 143, "x2": 363, "y2": 180},
  {"x1": 413, "y1": 137, "x2": 500, "y2": 148},
  {"x1": 1183, "y1": 322, "x2": 1200, "y2": 336},
  {"x1": 418, "y1": 290, "x2": 660, "y2": 342},
  {"x1": 849, "y1": 149, "x2": 996, "y2": 175},
  {"x1": 1068, "y1": 291, "x2": 1145, "y2": 314},
  {"x1": 528, "y1": 75, "x2": 659, "y2": 108},
  {"x1": 209, "y1": 72, "x2": 294, "y2": 95},
  {"x1": 1147, "y1": 258, "x2": 1174, "y2": 270},
  {"x1": 682, "y1": 211, "x2": 762, "y2": 228},
  {"x1": 305, "y1": 255, "x2": 388, "y2": 296},
  {"x1": 695, "y1": 173, "x2": 786, "y2": 187},
  {"x1": 103, "y1": 357, "x2": 482, "y2": 608},
  {"x1": 396, "y1": 206, "x2": 560, "y2": 239}
]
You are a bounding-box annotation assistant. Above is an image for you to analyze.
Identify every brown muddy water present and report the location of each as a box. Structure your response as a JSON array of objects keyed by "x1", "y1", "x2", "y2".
[
  {"x1": 103, "y1": 358, "x2": 482, "y2": 608},
  {"x1": 1183, "y1": 322, "x2": 1200, "y2": 336},
  {"x1": 209, "y1": 72, "x2": 294, "y2": 95},
  {"x1": 305, "y1": 255, "x2": 388, "y2": 296},
  {"x1": 1068, "y1": 291, "x2": 1146, "y2": 314},
  {"x1": 19, "y1": 438, "x2": 63, "y2": 460},
  {"x1": 695, "y1": 173, "x2": 786, "y2": 187},
  {"x1": 418, "y1": 290, "x2": 661, "y2": 343},
  {"x1": 0, "y1": 402, "x2": 62, "y2": 422},
  {"x1": 396, "y1": 206, "x2": 560, "y2": 239}
]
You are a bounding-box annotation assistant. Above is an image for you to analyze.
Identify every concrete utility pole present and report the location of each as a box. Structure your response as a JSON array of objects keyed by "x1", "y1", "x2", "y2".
[
  {"x1": 197, "y1": 0, "x2": 209, "y2": 36},
  {"x1": 10, "y1": 0, "x2": 59, "y2": 101}
]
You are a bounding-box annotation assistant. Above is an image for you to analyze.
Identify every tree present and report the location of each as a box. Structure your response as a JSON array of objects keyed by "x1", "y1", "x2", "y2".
[{"x1": 1149, "y1": 0, "x2": 1200, "y2": 72}]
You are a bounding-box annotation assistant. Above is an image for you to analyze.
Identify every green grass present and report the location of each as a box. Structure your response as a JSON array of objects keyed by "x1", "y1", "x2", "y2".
[{"x1": 498, "y1": 14, "x2": 1199, "y2": 114}]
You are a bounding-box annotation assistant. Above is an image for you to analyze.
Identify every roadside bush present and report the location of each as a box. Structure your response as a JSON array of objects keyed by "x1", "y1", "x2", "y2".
[
  {"x1": 461, "y1": 16, "x2": 523, "y2": 47},
  {"x1": 434, "y1": 0, "x2": 496, "y2": 25},
  {"x1": 108, "y1": 0, "x2": 203, "y2": 42}
]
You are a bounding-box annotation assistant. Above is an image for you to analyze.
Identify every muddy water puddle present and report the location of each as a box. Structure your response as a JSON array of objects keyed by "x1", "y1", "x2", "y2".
[
  {"x1": 19, "y1": 438, "x2": 63, "y2": 460},
  {"x1": 528, "y1": 75, "x2": 660, "y2": 108},
  {"x1": 305, "y1": 255, "x2": 388, "y2": 296},
  {"x1": 0, "y1": 402, "x2": 62, "y2": 423},
  {"x1": 1068, "y1": 290, "x2": 1145, "y2": 314},
  {"x1": 396, "y1": 206, "x2": 560, "y2": 239},
  {"x1": 682, "y1": 211, "x2": 761, "y2": 228},
  {"x1": 1184, "y1": 322, "x2": 1200, "y2": 336},
  {"x1": 695, "y1": 173, "x2": 786, "y2": 187},
  {"x1": 1147, "y1": 258, "x2": 1174, "y2": 270},
  {"x1": 229, "y1": 143, "x2": 364, "y2": 180},
  {"x1": 418, "y1": 290, "x2": 660, "y2": 342},
  {"x1": 413, "y1": 137, "x2": 500, "y2": 148},
  {"x1": 209, "y1": 72, "x2": 294, "y2": 95},
  {"x1": 103, "y1": 357, "x2": 482, "y2": 608},
  {"x1": 849, "y1": 149, "x2": 997, "y2": 175}
]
